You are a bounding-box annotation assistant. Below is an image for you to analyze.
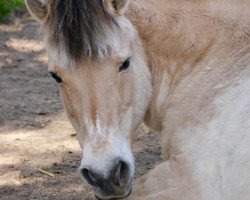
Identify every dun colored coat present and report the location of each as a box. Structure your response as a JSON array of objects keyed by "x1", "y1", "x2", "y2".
[{"x1": 25, "y1": 0, "x2": 250, "y2": 199}]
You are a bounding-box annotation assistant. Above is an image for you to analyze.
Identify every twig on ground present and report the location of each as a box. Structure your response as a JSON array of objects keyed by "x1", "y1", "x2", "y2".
[{"x1": 37, "y1": 169, "x2": 55, "y2": 177}]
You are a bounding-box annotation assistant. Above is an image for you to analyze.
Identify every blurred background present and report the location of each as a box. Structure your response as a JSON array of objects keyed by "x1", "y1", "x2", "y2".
[{"x1": 0, "y1": 0, "x2": 26, "y2": 23}]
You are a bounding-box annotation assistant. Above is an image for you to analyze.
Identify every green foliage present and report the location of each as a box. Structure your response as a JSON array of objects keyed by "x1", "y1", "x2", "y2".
[{"x1": 0, "y1": 0, "x2": 25, "y2": 22}]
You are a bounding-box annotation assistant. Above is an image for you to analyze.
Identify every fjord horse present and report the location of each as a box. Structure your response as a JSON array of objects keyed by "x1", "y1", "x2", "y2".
[{"x1": 25, "y1": 0, "x2": 250, "y2": 199}]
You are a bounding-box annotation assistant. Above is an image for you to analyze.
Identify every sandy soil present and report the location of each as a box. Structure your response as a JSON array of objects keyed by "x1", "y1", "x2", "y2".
[{"x1": 0, "y1": 18, "x2": 162, "y2": 200}]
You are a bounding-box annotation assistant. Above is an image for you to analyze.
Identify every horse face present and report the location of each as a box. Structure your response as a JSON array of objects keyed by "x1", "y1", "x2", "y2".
[
  {"x1": 25, "y1": 0, "x2": 152, "y2": 199},
  {"x1": 52, "y1": 41, "x2": 151, "y2": 199}
]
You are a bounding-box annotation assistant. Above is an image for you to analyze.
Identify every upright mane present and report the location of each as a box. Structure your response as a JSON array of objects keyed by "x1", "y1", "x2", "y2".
[{"x1": 43, "y1": 0, "x2": 119, "y2": 65}]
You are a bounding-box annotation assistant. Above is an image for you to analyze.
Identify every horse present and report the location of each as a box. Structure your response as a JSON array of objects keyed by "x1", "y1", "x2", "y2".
[{"x1": 24, "y1": 0, "x2": 250, "y2": 199}]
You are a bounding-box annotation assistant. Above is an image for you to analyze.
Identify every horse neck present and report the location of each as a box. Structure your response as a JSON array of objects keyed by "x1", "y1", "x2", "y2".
[
  {"x1": 126, "y1": 0, "x2": 249, "y2": 132},
  {"x1": 126, "y1": 0, "x2": 212, "y2": 130}
]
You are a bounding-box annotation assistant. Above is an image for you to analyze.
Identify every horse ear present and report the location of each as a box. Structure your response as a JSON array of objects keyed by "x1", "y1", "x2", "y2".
[
  {"x1": 24, "y1": 0, "x2": 48, "y2": 22},
  {"x1": 105, "y1": 0, "x2": 130, "y2": 16}
]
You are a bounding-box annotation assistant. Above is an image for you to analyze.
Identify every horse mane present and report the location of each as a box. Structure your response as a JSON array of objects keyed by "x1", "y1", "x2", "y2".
[{"x1": 43, "y1": 0, "x2": 118, "y2": 63}]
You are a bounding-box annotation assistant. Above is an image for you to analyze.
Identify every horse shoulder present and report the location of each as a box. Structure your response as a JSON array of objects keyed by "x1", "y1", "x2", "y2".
[
  {"x1": 129, "y1": 79, "x2": 250, "y2": 200},
  {"x1": 161, "y1": 79, "x2": 250, "y2": 200}
]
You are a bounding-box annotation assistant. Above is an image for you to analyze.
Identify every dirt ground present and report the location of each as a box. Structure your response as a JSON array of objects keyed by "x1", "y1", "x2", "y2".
[{"x1": 0, "y1": 18, "x2": 162, "y2": 200}]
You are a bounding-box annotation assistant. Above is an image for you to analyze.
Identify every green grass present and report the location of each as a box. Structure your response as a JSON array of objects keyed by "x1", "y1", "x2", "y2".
[{"x1": 0, "y1": 0, "x2": 25, "y2": 22}]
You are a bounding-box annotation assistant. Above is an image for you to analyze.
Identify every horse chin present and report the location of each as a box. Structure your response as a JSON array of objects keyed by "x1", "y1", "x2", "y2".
[{"x1": 94, "y1": 187, "x2": 132, "y2": 200}]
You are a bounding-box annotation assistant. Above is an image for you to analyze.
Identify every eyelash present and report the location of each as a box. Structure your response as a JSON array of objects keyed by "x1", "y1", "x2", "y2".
[
  {"x1": 49, "y1": 72, "x2": 62, "y2": 83},
  {"x1": 119, "y1": 57, "x2": 131, "y2": 72}
]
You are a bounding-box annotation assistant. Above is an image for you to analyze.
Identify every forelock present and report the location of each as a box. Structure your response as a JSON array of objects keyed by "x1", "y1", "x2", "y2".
[{"x1": 42, "y1": 0, "x2": 121, "y2": 67}]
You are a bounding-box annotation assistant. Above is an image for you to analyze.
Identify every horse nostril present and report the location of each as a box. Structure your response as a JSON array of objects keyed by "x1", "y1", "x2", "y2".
[
  {"x1": 120, "y1": 161, "x2": 130, "y2": 185},
  {"x1": 80, "y1": 168, "x2": 97, "y2": 187},
  {"x1": 113, "y1": 161, "x2": 122, "y2": 186},
  {"x1": 111, "y1": 161, "x2": 130, "y2": 187}
]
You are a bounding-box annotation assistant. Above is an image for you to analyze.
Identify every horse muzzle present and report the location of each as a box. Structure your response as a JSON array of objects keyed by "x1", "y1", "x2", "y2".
[{"x1": 79, "y1": 158, "x2": 133, "y2": 199}]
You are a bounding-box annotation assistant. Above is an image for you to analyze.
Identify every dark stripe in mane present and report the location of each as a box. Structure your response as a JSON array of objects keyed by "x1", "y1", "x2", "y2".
[{"x1": 43, "y1": 0, "x2": 117, "y2": 62}]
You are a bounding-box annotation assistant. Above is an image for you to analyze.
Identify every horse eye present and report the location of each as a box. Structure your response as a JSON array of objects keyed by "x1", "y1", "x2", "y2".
[
  {"x1": 49, "y1": 72, "x2": 62, "y2": 83},
  {"x1": 119, "y1": 57, "x2": 131, "y2": 72}
]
